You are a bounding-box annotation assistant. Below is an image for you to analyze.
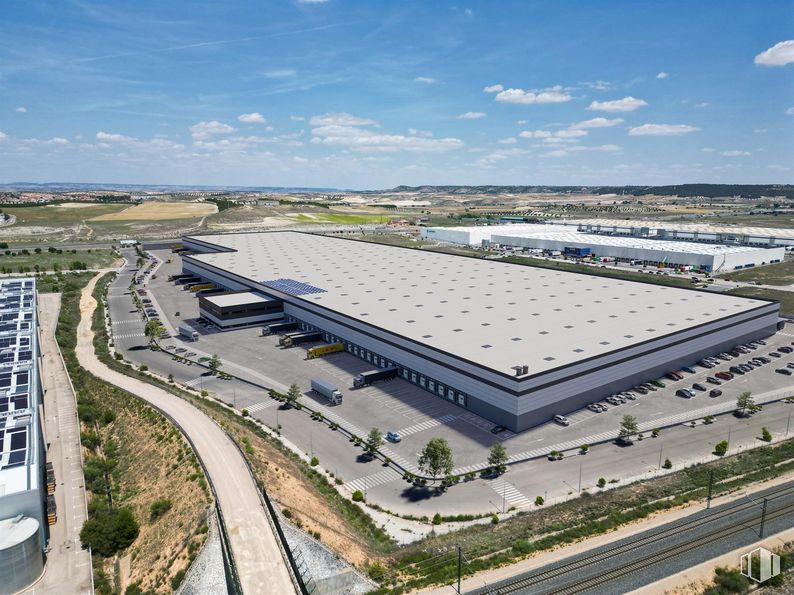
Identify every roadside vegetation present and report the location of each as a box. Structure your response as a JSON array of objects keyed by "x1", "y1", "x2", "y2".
[
  {"x1": 55, "y1": 273, "x2": 211, "y2": 594},
  {"x1": 725, "y1": 286, "x2": 794, "y2": 318},
  {"x1": 0, "y1": 245, "x2": 117, "y2": 273},
  {"x1": 700, "y1": 541, "x2": 791, "y2": 594},
  {"x1": 718, "y1": 258, "x2": 794, "y2": 286}
]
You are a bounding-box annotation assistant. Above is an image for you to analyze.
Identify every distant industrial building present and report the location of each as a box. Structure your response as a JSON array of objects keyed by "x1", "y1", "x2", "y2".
[
  {"x1": 422, "y1": 224, "x2": 786, "y2": 272},
  {"x1": 181, "y1": 232, "x2": 780, "y2": 432},
  {"x1": 0, "y1": 278, "x2": 47, "y2": 592}
]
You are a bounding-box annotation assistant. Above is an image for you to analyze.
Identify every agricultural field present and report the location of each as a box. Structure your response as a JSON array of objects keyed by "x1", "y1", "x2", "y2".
[
  {"x1": 718, "y1": 258, "x2": 794, "y2": 286},
  {"x1": 90, "y1": 201, "x2": 216, "y2": 221}
]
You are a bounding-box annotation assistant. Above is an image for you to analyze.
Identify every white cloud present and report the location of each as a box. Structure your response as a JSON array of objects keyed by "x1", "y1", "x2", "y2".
[
  {"x1": 721, "y1": 150, "x2": 751, "y2": 157},
  {"x1": 290, "y1": 115, "x2": 306, "y2": 121},
  {"x1": 457, "y1": 111, "x2": 486, "y2": 120},
  {"x1": 96, "y1": 131, "x2": 134, "y2": 142},
  {"x1": 237, "y1": 112, "x2": 266, "y2": 123},
  {"x1": 695, "y1": 102, "x2": 710, "y2": 108},
  {"x1": 582, "y1": 80, "x2": 610, "y2": 90},
  {"x1": 263, "y1": 69, "x2": 296, "y2": 78},
  {"x1": 414, "y1": 76, "x2": 436, "y2": 84},
  {"x1": 495, "y1": 86, "x2": 572, "y2": 105},
  {"x1": 555, "y1": 128, "x2": 588, "y2": 138},
  {"x1": 189, "y1": 120, "x2": 235, "y2": 140},
  {"x1": 701, "y1": 147, "x2": 715, "y2": 152},
  {"x1": 628, "y1": 124, "x2": 700, "y2": 136},
  {"x1": 754, "y1": 40, "x2": 794, "y2": 66},
  {"x1": 542, "y1": 149, "x2": 568, "y2": 158},
  {"x1": 570, "y1": 117, "x2": 624, "y2": 129},
  {"x1": 786, "y1": 106, "x2": 794, "y2": 115},
  {"x1": 520, "y1": 130, "x2": 552, "y2": 139},
  {"x1": 408, "y1": 128, "x2": 433, "y2": 138},
  {"x1": 15, "y1": 106, "x2": 27, "y2": 113},
  {"x1": 309, "y1": 112, "x2": 378, "y2": 127},
  {"x1": 0, "y1": 131, "x2": 7, "y2": 140},
  {"x1": 588, "y1": 96, "x2": 648, "y2": 112},
  {"x1": 483, "y1": 84, "x2": 503, "y2": 93},
  {"x1": 498, "y1": 137, "x2": 517, "y2": 144},
  {"x1": 656, "y1": 72, "x2": 669, "y2": 79}
]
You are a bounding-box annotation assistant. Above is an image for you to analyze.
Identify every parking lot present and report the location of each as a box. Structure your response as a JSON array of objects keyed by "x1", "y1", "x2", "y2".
[{"x1": 141, "y1": 251, "x2": 794, "y2": 469}]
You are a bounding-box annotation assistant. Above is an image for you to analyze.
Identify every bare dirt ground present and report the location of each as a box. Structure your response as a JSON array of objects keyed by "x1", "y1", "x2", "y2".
[{"x1": 90, "y1": 202, "x2": 217, "y2": 221}]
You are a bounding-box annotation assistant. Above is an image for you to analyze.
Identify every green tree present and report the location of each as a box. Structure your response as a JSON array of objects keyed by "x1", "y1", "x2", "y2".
[
  {"x1": 79, "y1": 508, "x2": 139, "y2": 557},
  {"x1": 487, "y1": 442, "x2": 508, "y2": 475},
  {"x1": 286, "y1": 383, "x2": 301, "y2": 407},
  {"x1": 143, "y1": 320, "x2": 161, "y2": 345},
  {"x1": 365, "y1": 428, "x2": 383, "y2": 456},
  {"x1": 714, "y1": 440, "x2": 729, "y2": 456},
  {"x1": 761, "y1": 427, "x2": 772, "y2": 442},
  {"x1": 418, "y1": 437, "x2": 454, "y2": 481},
  {"x1": 618, "y1": 415, "x2": 639, "y2": 443},
  {"x1": 208, "y1": 353, "x2": 222, "y2": 374},
  {"x1": 736, "y1": 391, "x2": 755, "y2": 417}
]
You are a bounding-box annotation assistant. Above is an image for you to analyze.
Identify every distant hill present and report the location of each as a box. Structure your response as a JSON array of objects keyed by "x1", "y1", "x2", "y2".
[
  {"x1": 387, "y1": 184, "x2": 794, "y2": 199},
  {"x1": 0, "y1": 182, "x2": 343, "y2": 193}
]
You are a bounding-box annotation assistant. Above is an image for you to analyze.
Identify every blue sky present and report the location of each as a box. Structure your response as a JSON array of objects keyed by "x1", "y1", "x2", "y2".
[{"x1": 0, "y1": 0, "x2": 792, "y2": 188}]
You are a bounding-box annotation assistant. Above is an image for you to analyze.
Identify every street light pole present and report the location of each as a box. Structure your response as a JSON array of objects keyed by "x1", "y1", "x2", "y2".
[
  {"x1": 658, "y1": 443, "x2": 663, "y2": 470},
  {"x1": 578, "y1": 462, "x2": 583, "y2": 493},
  {"x1": 786, "y1": 411, "x2": 791, "y2": 438}
]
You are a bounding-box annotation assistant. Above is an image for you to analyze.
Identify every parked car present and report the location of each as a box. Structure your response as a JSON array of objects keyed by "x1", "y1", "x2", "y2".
[
  {"x1": 606, "y1": 396, "x2": 623, "y2": 405},
  {"x1": 788, "y1": 362, "x2": 794, "y2": 370},
  {"x1": 587, "y1": 403, "x2": 604, "y2": 413},
  {"x1": 682, "y1": 366, "x2": 696, "y2": 374},
  {"x1": 620, "y1": 392, "x2": 637, "y2": 400},
  {"x1": 705, "y1": 376, "x2": 721, "y2": 385},
  {"x1": 779, "y1": 346, "x2": 793, "y2": 354},
  {"x1": 553, "y1": 414, "x2": 570, "y2": 426},
  {"x1": 641, "y1": 383, "x2": 657, "y2": 391},
  {"x1": 716, "y1": 371, "x2": 734, "y2": 380},
  {"x1": 699, "y1": 360, "x2": 714, "y2": 369},
  {"x1": 633, "y1": 386, "x2": 648, "y2": 395},
  {"x1": 490, "y1": 425, "x2": 507, "y2": 435},
  {"x1": 386, "y1": 431, "x2": 402, "y2": 443},
  {"x1": 757, "y1": 339, "x2": 767, "y2": 345},
  {"x1": 692, "y1": 383, "x2": 707, "y2": 392},
  {"x1": 769, "y1": 352, "x2": 782, "y2": 358},
  {"x1": 651, "y1": 379, "x2": 666, "y2": 388},
  {"x1": 776, "y1": 368, "x2": 793, "y2": 376},
  {"x1": 729, "y1": 366, "x2": 745, "y2": 375},
  {"x1": 717, "y1": 353, "x2": 732, "y2": 361},
  {"x1": 709, "y1": 389, "x2": 723, "y2": 398},
  {"x1": 676, "y1": 388, "x2": 695, "y2": 398}
]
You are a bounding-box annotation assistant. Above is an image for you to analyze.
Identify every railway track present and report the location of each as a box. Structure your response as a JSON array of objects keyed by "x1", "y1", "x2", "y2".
[{"x1": 471, "y1": 484, "x2": 794, "y2": 594}]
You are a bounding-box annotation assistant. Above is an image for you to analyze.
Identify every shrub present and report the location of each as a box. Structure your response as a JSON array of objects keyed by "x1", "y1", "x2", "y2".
[
  {"x1": 597, "y1": 477, "x2": 606, "y2": 488},
  {"x1": 282, "y1": 508, "x2": 292, "y2": 519},
  {"x1": 579, "y1": 444, "x2": 589, "y2": 454},
  {"x1": 170, "y1": 569, "x2": 186, "y2": 591},
  {"x1": 242, "y1": 409, "x2": 249, "y2": 417},
  {"x1": 432, "y1": 512, "x2": 442, "y2": 525},
  {"x1": 491, "y1": 514, "x2": 499, "y2": 524},
  {"x1": 79, "y1": 507, "x2": 140, "y2": 557},
  {"x1": 512, "y1": 539, "x2": 533, "y2": 555},
  {"x1": 761, "y1": 427, "x2": 772, "y2": 442},
  {"x1": 663, "y1": 458, "x2": 672, "y2": 469},
  {"x1": 310, "y1": 456, "x2": 319, "y2": 466},
  {"x1": 535, "y1": 496, "x2": 544, "y2": 506},
  {"x1": 714, "y1": 441, "x2": 729, "y2": 456},
  {"x1": 149, "y1": 498, "x2": 172, "y2": 521},
  {"x1": 352, "y1": 490, "x2": 365, "y2": 502},
  {"x1": 114, "y1": 352, "x2": 123, "y2": 361},
  {"x1": 367, "y1": 561, "x2": 387, "y2": 583}
]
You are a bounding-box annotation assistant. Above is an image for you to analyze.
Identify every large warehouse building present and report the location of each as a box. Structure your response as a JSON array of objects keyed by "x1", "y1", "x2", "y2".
[
  {"x1": 0, "y1": 278, "x2": 47, "y2": 592},
  {"x1": 181, "y1": 232, "x2": 781, "y2": 432}
]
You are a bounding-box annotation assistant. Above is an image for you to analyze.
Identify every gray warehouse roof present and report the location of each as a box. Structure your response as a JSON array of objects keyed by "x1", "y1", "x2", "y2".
[{"x1": 185, "y1": 232, "x2": 769, "y2": 376}]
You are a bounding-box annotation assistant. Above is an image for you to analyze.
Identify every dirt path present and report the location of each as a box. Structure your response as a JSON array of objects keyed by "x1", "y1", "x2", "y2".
[{"x1": 74, "y1": 273, "x2": 296, "y2": 595}]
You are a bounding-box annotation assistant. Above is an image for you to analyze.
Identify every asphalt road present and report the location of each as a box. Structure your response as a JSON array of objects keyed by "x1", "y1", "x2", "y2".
[
  {"x1": 76, "y1": 272, "x2": 297, "y2": 595},
  {"x1": 466, "y1": 480, "x2": 794, "y2": 594}
]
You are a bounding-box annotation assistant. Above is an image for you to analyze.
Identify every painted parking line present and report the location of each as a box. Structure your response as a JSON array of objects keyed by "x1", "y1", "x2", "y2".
[
  {"x1": 245, "y1": 400, "x2": 278, "y2": 414},
  {"x1": 113, "y1": 332, "x2": 145, "y2": 339},
  {"x1": 398, "y1": 414, "x2": 456, "y2": 437},
  {"x1": 485, "y1": 477, "x2": 532, "y2": 508},
  {"x1": 344, "y1": 467, "x2": 402, "y2": 492},
  {"x1": 379, "y1": 447, "x2": 417, "y2": 473}
]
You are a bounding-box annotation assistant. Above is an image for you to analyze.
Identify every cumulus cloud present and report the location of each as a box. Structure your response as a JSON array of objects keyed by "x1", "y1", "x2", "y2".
[
  {"x1": 519, "y1": 130, "x2": 552, "y2": 139},
  {"x1": 495, "y1": 86, "x2": 572, "y2": 105},
  {"x1": 498, "y1": 137, "x2": 517, "y2": 144},
  {"x1": 695, "y1": 102, "x2": 710, "y2": 108},
  {"x1": 96, "y1": 131, "x2": 134, "y2": 142},
  {"x1": 290, "y1": 115, "x2": 306, "y2": 121},
  {"x1": 310, "y1": 116, "x2": 462, "y2": 152},
  {"x1": 457, "y1": 111, "x2": 486, "y2": 119},
  {"x1": 15, "y1": 106, "x2": 27, "y2": 113},
  {"x1": 189, "y1": 120, "x2": 236, "y2": 140},
  {"x1": 414, "y1": 76, "x2": 436, "y2": 84},
  {"x1": 0, "y1": 131, "x2": 7, "y2": 140},
  {"x1": 628, "y1": 124, "x2": 700, "y2": 136},
  {"x1": 570, "y1": 117, "x2": 624, "y2": 129},
  {"x1": 309, "y1": 112, "x2": 378, "y2": 127},
  {"x1": 721, "y1": 150, "x2": 751, "y2": 157},
  {"x1": 588, "y1": 96, "x2": 648, "y2": 112},
  {"x1": 26, "y1": 137, "x2": 69, "y2": 145},
  {"x1": 754, "y1": 40, "x2": 794, "y2": 66},
  {"x1": 483, "y1": 84, "x2": 504, "y2": 93},
  {"x1": 238, "y1": 112, "x2": 266, "y2": 123},
  {"x1": 263, "y1": 69, "x2": 296, "y2": 78},
  {"x1": 786, "y1": 106, "x2": 794, "y2": 115},
  {"x1": 582, "y1": 80, "x2": 610, "y2": 90},
  {"x1": 656, "y1": 72, "x2": 669, "y2": 79}
]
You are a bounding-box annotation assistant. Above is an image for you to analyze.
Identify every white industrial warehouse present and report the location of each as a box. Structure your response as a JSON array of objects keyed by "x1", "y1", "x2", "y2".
[
  {"x1": 181, "y1": 231, "x2": 781, "y2": 432},
  {"x1": 422, "y1": 224, "x2": 786, "y2": 272}
]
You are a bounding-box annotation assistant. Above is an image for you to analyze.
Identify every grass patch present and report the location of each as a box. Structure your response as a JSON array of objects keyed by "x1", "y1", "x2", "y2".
[
  {"x1": 292, "y1": 212, "x2": 395, "y2": 225},
  {"x1": 1, "y1": 247, "x2": 117, "y2": 273},
  {"x1": 717, "y1": 259, "x2": 794, "y2": 286},
  {"x1": 725, "y1": 287, "x2": 794, "y2": 317},
  {"x1": 2, "y1": 203, "x2": 127, "y2": 226}
]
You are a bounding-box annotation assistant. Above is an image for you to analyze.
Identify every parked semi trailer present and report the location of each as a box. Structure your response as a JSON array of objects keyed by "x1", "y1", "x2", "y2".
[
  {"x1": 353, "y1": 367, "x2": 399, "y2": 388},
  {"x1": 262, "y1": 321, "x2": 299, "y2": 336},
  {"x1": 281, "y1": 331, "x2": 322, "y2": 348},
  {"x1": 179, "y1": 324, "x2": 199, "y2": 342},
  {"x1": 189, "y1": 283, "x2": 215, "y2": 292},
  {"x1": 307, "y1": 343, "x2": 345, "y2": 359},
  {"x1": 310, "y1": 378, "x2": 343, "y2": 405}
]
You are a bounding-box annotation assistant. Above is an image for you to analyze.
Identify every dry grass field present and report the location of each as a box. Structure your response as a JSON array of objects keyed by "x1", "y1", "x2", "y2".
[{"x1": 90, "y1": 202, "x2": 216, "y2": 221}]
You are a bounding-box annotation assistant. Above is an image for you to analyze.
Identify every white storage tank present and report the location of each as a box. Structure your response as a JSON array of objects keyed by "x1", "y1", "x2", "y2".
[{"x1": 0, "y1": 516, "x2": 44, "y2": 594}]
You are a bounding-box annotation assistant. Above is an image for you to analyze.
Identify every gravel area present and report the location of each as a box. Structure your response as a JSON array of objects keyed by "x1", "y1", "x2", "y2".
[
  {"x1": 177, "y1": 510, "x2": 228, "y2": 595},
  {"x1": 276, "y1": 509, "x2": 376, "y2": 595}
]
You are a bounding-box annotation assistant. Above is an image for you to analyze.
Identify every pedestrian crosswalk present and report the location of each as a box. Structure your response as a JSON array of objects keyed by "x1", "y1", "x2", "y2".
[
  {"x1": 398, "y1": 414, "x2": 456, "y2": 437},
  {"x1": 184, "y1": 377, "x2": 204, "y2": 388},
  {"x1": 113, "y1": 332, "x2": 145, "y2": 339},
  {"x1": 379, "y1": 447, "x2": 417, "y2": 473},
  {"x1": 244, "y1": 400, "x2": 278, "y2": 414},
  {"x1": 111, "y1": 319, "x2": 142, "y2": 325},
  {"x1": 312, "y1": 405, "x2": 367, "y2": 439},
  {"x1": 485, "y1": 478, "x2": 532, "y2": 508},
  {"x1": 344, "y1": 467, "x2": 402, "y2": 493}
]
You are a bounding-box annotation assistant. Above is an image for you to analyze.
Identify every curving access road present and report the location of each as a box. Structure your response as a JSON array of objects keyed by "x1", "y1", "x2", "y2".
[{"x1": 75, "y1": 273, "x2": 296, "y2": 595}]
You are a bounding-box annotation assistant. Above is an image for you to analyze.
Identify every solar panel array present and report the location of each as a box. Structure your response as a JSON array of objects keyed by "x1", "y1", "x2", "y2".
[
  {"x1": 0, "y1": 278, "x2": 37, "y2": 475},
  {"x1": 261, "y1": 278, "x2": 327, "y2": 296}
]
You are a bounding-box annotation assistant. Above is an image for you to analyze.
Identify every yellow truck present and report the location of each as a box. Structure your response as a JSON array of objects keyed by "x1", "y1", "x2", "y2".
[
  {"x1": 307, "y1": 342, "x2": 345, "y2": 359},
  {"x1": 189, "y1": 283, "x2": 215, "y2": 293}
]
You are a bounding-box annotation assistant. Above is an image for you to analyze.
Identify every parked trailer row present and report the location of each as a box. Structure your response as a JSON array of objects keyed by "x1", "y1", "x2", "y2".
[
  {"x1": 353, "y1": 367, "x2": 399, "y2": 388},
  {"x1": 262, "y1": 321, "x2": 299, "y2": 336},
  {"x1": 280, "y1": 331, "x2": 323, "y2": 348}
]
